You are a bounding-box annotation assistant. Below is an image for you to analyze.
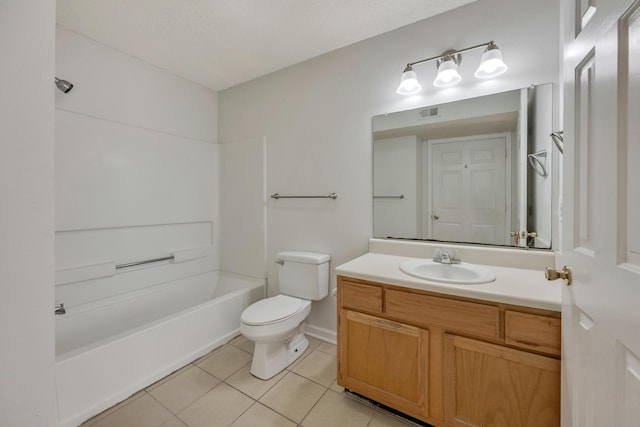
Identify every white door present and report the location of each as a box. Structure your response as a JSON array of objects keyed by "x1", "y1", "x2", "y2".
[
  {"x1": 429, "y1": 134, "x2": 509, "y2": 245},
  {"x1": 559, "y1": 0, "x2": 640, "y2": 425}
]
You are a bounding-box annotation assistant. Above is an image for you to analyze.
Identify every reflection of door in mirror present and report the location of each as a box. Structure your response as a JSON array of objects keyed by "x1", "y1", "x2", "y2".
[
  {"x1": 372, "y1": 83, "x2": 554, "y2": 249},
  {"x1": 427, "y1": 134, "x2": 510, "y2": 245}
]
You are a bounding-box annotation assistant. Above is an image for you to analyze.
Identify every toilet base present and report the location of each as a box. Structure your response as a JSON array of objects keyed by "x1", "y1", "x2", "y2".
[{"x1": 250, "y1": 329, "x2": 309, "y2": 380}]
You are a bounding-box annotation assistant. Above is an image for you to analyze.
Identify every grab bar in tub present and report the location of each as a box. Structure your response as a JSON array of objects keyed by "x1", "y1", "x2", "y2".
[{"x1": 115, "y1": 255, "x2": 175, "y2": 270}]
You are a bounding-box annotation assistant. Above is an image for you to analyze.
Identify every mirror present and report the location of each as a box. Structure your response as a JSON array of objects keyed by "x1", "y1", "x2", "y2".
[{"x1": 373, "y1": 84, "x2": 553, "y2": 249}]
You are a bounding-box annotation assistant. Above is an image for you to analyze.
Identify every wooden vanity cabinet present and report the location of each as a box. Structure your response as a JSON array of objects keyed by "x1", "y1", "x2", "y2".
[
  {"x1": 337, "y1": 276, "x2": 561, "y2": 427},
  {"x1": 443, "y1": 335, "x2": 560, "y2": 427},
  {"x1": 340, "y1": 310, "x2": 430, "y2": 420}
]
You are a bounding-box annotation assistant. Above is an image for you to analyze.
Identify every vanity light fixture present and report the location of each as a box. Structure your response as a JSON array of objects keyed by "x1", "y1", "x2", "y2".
[
  {"x1": 433, "y1": 51, "x2": 462, "y2": 87},
  {"x1": 396, "y1": 65, "x2": 422, "y2": 95},
  {"x1": 396, "y1": 41, "x2": 508, "y2": 95},
  {"x1": 474, "y1": 42, "x2": 508, "y2": 78}
]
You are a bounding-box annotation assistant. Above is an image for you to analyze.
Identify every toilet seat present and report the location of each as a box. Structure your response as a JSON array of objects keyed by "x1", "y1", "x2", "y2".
[{"x1": 241, "y1": 295, "x2": 303, "y2": 326}]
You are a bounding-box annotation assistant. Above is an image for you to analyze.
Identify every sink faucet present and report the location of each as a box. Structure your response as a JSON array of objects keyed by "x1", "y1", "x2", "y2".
[{"x1": 433, "y1": 248, "x2": 461, "y2": 264}]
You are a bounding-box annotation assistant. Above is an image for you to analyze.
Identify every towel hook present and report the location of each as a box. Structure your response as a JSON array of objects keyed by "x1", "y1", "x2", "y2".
[
  {"x1": 551, "y1": 131, "x2": 564, "y2": 154},
  {"x1": 527, "y1": 150, "x2": 548, "y2": 177}
]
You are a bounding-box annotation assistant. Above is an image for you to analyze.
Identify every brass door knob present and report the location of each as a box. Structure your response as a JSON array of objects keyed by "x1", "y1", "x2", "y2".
[
  {"x1": 545, "y1": 266, "x2": 572, "y2": 285},
  {"x1": 511, "y1": 230, "x2": 537, "y2": 238},
  {"x1": 433, "y1": 214, "x2": 439, "y2": 220}
]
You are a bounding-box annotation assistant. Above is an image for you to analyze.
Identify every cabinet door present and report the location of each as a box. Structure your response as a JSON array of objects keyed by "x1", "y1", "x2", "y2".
[
  {"x1": 443, "y1": 334, "x2": 560, "y2": 427},
  {"x1": 339, "y1": 309, "x2": 429, "y2": 420}
]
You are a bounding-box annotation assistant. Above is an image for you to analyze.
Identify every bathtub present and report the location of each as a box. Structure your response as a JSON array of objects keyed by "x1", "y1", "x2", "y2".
[{"x1": 54, "y1": 271, "x2": 265, "y2": 427}]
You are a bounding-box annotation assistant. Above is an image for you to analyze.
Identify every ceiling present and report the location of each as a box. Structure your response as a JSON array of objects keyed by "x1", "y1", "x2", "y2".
[
  {"x1": 373, "y1": 112, "x2": 518, "y2": 141},
  {"x1": 56, "y1": 0, "x2": 476, "y2": 91}
]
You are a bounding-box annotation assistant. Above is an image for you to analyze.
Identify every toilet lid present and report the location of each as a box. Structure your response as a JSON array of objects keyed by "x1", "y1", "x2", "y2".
[{"x1": 241, "y1": 295, "x2": 303, "y2": 326}]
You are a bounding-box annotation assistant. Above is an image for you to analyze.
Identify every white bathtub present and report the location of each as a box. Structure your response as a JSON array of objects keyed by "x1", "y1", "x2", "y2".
[{"x1": 54, "y1": 271, "x2": 264, "y2": 427}]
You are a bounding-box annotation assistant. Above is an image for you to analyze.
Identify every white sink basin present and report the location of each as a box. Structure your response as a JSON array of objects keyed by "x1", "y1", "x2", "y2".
[{"x1": 399, "y1": 259, "x2": 496, "y2": 285}]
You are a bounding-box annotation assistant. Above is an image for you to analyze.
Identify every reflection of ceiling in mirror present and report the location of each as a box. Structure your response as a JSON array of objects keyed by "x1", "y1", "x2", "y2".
[{"x1": 373, "y1": 111, "x2": 518, "y2": 141}]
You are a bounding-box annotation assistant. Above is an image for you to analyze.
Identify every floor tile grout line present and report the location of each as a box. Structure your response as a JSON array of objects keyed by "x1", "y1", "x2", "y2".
[
  {"x1": 260, "y1": 403, "x2": 303, "y2": 426},
  {"x1": 256, "y1": 372, "x2": 331, "y2": 426},
  {"x1": 171, "y1": 379, "x2": 227, "y2": 421},
  {"x1": 285, "y1": 369, "x2": 336, "y2": 389},
  {"x1": 146, "y1": 363, "x2": 222, "y2": 416},
  {"x1": 146, "y1": 389, "x2": 175, "y2": 416},
  {"x1": 223, "y1": 366, "x2": 288, "y2": 402},
  {"x1": 297, "y1": 385, "x2": 332, "y2": 426},
  {"x1": 227, "y1": 399, "x2": 258, "y2": 427},
  {"x1": 80, "y1": 390, "x2": 148, "y2": 426},
  {"x1": 83, "y1": 338, "x2": 338, "y2": 427}
]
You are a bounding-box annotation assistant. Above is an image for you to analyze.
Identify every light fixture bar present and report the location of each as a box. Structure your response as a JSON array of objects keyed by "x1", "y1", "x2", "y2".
[
  {"x1": 406, "y1": 41, "x2": 495, "y2": 68},
  {"x1": 396, "y1": 40, "x2": 508, "y2": 95}
]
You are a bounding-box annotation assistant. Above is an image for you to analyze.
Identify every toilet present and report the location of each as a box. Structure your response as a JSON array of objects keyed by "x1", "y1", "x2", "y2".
[{"x1": 240, "y1": 251, "x2": 330, "y2": 380}]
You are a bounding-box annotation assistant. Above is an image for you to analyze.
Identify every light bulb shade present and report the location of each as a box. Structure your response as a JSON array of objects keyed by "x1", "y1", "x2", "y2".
[
  {"x1": 433, "y1": 58, "x2": 462, "y2": 87},
  {"x1": 396, "y1": 67, "x2": 422, "y2": 95},
  {"x1": 475, "y1": 45, "x2": 508, "y2": 79}
]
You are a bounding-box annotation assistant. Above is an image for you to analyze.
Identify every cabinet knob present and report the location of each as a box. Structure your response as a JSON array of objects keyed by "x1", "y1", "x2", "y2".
[
  {"x1": 432, "y1": 214, "x2": 439, "y2": 220},
  {"x1": 545, "y1": 266, "x2": 572, "y2": 286}
]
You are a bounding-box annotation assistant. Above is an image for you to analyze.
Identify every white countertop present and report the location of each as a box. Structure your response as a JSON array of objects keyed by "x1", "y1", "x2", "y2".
[{"x1": 335, "y1": 252, "x2": 561, "y2": 311}]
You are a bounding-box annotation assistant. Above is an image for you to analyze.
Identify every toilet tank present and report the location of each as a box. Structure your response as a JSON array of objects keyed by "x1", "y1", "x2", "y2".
[{"x1": 276, "y1": 251, "x2": 330, "y2": 300}]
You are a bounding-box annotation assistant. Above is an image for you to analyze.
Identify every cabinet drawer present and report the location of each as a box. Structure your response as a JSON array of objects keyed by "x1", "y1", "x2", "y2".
[
  {"x1": 341, "y1": 281, "x2": 383, "y2": 313},
  {"x1": 505, "y1": 310, "x2": 561, "y2": 356},
  {"x1": 386, "y1": 289, "x2": 499, "y2": 339}
]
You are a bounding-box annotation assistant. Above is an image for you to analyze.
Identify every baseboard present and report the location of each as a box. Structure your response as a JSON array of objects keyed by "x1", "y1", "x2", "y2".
[{"x1": 304, "y1": 323, "x2": 336, "y2": 345}]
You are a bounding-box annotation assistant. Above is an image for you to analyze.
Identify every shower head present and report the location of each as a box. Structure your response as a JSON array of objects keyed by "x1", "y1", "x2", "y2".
[{"x1": 55, "y1": 77, "x2": 73, "y2": 93}]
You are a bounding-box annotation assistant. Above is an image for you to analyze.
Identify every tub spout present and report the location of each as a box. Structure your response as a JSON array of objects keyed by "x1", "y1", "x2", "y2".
[{"x1": 55, "y1": 303, "x2": 66, "y2": 316}]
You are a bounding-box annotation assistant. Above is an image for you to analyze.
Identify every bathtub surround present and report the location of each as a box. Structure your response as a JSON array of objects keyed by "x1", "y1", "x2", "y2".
[
  {"x1": 54, "y1": 27, "x2": 254, "y2": 426},
  {"x1": 55, "y1": 27, "x2": 219, "y2": 230},
  {"x1": 218, "y1": 0, "x2": 560, "y2": 340}
]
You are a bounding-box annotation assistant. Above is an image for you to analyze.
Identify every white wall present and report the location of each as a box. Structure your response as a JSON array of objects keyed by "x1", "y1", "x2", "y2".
[
  {"x1": 220, "y1": 137, "x2": 267, "y2": 278},
  {"x1": 528, "y1": 84, "x2": 554, "y2": 247},
  {"x1": 0, "y1": 1, "x2": 55, "y2": 426},
  {"x1": 219, "y1": 0, "x2": 560, "y2": 338}
]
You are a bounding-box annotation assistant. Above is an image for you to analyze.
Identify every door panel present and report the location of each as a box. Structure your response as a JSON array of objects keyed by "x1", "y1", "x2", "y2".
[
  {"x1": 621, "y1": 2, "x2": 640, "y2": 268},
  {"x1": 560, "y1": 0, "x2": 640, "y2": 425},
  {"x1": 619, "y1": 346, "x2": 640, "y2": 426},
  {"x1": 430, "y1": 134, "x2": 508, "y2": 245},
  {"x1": 574, "y1": 52, "x2": 595, "y2": 254}
]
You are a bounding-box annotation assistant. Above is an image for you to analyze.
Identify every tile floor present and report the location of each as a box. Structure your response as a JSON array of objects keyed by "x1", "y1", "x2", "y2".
[{"x1": 80, "y1": 336, "x2": 420, "y2": 427}]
